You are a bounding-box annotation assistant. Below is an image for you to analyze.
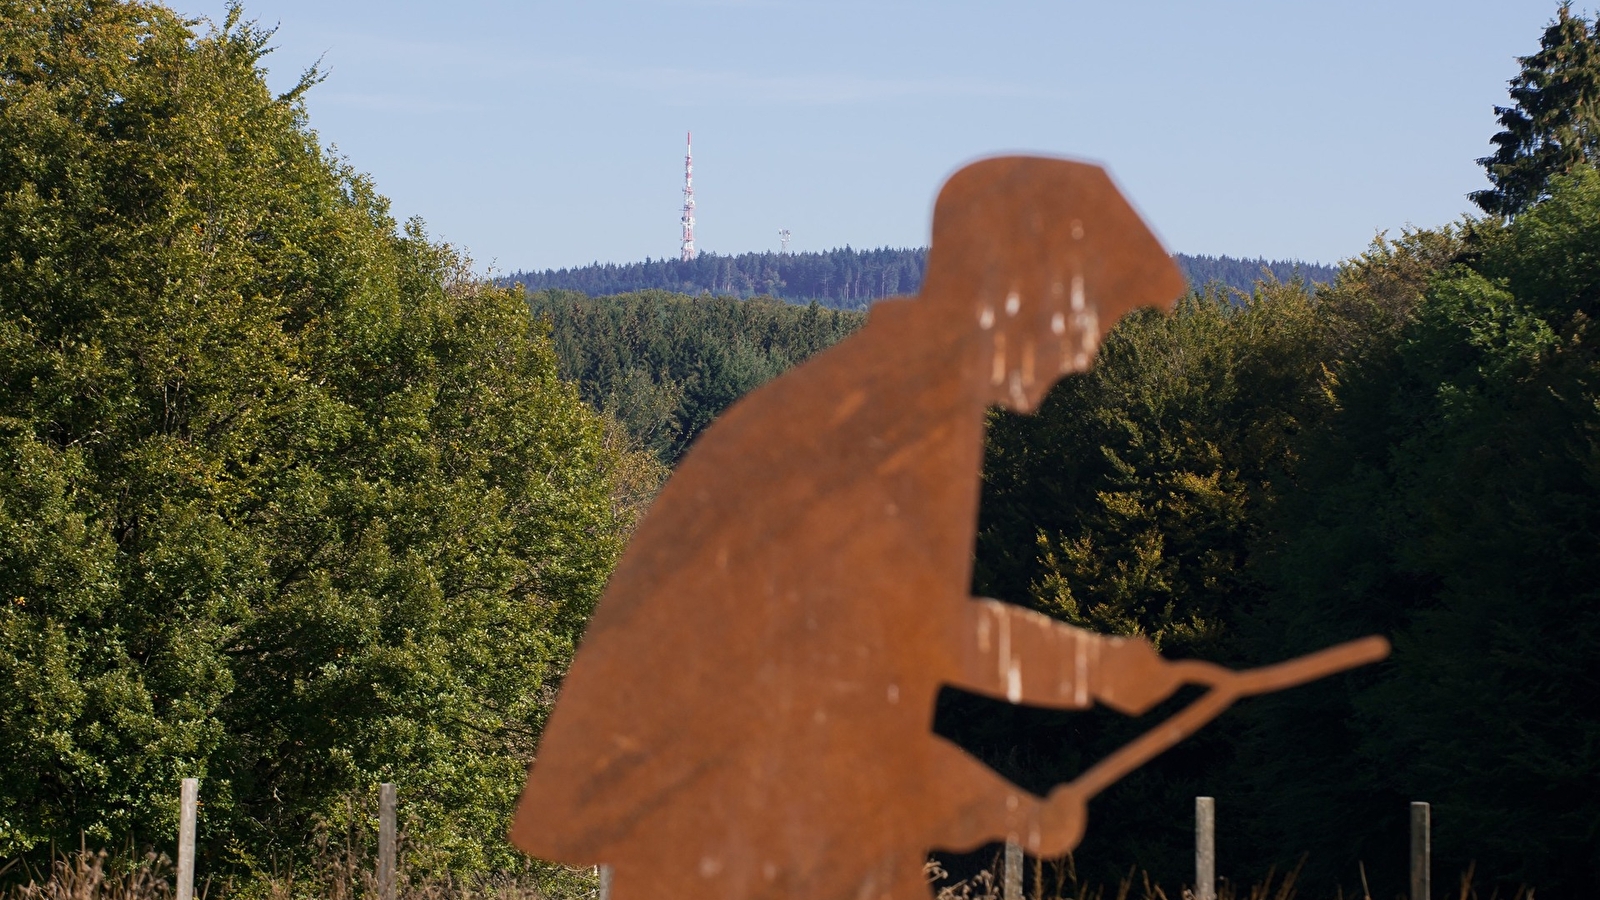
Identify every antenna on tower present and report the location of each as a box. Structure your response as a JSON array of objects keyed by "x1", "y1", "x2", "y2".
[
  {"x1": 680, "y1": 132, "x2": 696, "y2": 262},
  {"x1": 778, "y1": 229, "x2": 791, "y2": 255}
]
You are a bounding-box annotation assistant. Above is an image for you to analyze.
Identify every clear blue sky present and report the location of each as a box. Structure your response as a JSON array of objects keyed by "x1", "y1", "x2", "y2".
[{"x1": 183, "y1": 0, "x2": 1572, "y2": 272}]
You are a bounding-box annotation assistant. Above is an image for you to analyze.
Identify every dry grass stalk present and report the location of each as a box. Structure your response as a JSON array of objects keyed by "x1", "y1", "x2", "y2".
[
  {"x1": 3, "y1": 851, "x2": 174, "y2": 900},
  {"x1": 4, "y1": 848, "x2": 1535, "y2": 900}
]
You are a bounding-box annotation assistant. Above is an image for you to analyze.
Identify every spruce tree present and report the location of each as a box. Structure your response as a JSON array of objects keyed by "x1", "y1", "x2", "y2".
[{"x1": 1472, "y1": 3, "x2": 1600, "y2": 216}]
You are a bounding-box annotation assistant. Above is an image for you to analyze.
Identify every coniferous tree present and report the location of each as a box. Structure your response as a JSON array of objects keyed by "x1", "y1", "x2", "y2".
[
  {"x1": 1472, "y1": 3, "x2": 1600, "y2": 216},
  {"x1": 529, "y1": 290, "x2": 863, "y2": 464},
  {"x1": 509, "y1": 251, "x2": 1336, "y2": 308}
]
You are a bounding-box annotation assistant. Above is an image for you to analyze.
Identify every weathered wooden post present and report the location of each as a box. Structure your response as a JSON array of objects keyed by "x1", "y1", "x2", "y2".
[
  {"x1": 379, "y1": 783, "x2": 397, "y2": 900},
  {"x1": 1410, "y1": 801, "x2": 1430, "y2": 900},
  {"x1": 1003, "y1": 838, "x2": 1023, "y2": 900},
  {"x1": 1195, "y1": 796, "x2": 1215, "y2": 900},
  {"x1": 176, "y1": 778, "x2": 198, "y2": 900},
  {"x1": 598, "y1": 864, "x2": 613, "y2": 900}
]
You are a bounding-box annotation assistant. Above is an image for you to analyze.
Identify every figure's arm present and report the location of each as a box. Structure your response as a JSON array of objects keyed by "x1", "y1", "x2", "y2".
[
  {"x1": 949, "y1": 597, "x2": 1183, "y2": 715},
  {"x1": 938, "y1": 598, "x2": 1391, "y2": 857}
]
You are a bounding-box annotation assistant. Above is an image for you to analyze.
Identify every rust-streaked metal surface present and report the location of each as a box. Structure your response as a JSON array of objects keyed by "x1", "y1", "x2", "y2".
[{"x1": 510, "y1": 157, "x2": 1389, "y2": 900}]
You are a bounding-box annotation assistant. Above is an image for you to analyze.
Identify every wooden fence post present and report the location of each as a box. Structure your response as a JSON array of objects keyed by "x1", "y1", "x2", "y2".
[
  {"x1": 1195, "y1": 796, "x2": 1215, "y2": 900},
  {"x1": 1410, "y1": 801, "x2": 1430, "y2": 900},
  {"x1": 1003, "y1": 838, "x2": 1023, "y2": 900},
  {"x1": 176, "y1": 778, "x2": 198, "y2": 900},
  {"x1": 598, "y1": 864, "x2": 613, "y2": 900},
  {"x1": 379, "y1": 783, "x2": 397, "y2": 900}
]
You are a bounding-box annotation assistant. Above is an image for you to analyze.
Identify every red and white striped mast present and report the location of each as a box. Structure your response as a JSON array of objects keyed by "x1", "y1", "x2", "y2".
[{"x1": 680, "y1": 132, "x2": 697, "y2": 262}]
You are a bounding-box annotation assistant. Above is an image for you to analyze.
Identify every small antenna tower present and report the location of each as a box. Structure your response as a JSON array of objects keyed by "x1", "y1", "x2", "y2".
[
  {"x1": 778, "y1": 229, "x2": 791, "y2": 255},
  {"x1": 680, "y1": 132, "x2": 696, "y2": 262}
]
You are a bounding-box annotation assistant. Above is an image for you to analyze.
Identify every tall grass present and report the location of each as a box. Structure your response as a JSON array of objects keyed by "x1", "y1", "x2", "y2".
[
  {"x1": 0, "y1": 839, "x2": 590, "y2": 900},
  {"x1": 3, "y1": 850, "x2": 1533, "y2": 900},
  {"x1": 928, "y1": 852, "x2": 1301, "y2": 900},
  {"x1": 2, "y1": 851, "x2": 173, "y2": 900},
  {"x1": 928, "y1": 854, "x2": 1534, "y2": 900}
]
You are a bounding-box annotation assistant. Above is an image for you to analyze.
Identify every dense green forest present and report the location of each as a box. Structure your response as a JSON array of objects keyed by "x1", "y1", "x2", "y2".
[
  {"x1": 0, "y1": 1, "x2": 645, "y2": 884},
  {"x1": 507, "y1": 249, "x2": 1337, "y2": 309},
  {"x1": 6, "y1": 0, "x2": 1600, "y2": 898},
  {"x1": 529, "y1": 290, "x2": 863, "y2": 464}
]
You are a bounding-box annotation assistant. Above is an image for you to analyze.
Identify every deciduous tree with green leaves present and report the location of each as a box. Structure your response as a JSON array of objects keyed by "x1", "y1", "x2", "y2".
[
  {"x1": 1236, "y1": 168, "x2": 1600, "y2": 896},
  {"x1": 0, "y1": 0, "x2": 638, "y2": 878}
]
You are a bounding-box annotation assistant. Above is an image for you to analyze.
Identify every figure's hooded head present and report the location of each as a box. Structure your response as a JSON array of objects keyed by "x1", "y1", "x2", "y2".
[{"x1": 920, "y1": 157, "x2": 1185, "y2": 413}]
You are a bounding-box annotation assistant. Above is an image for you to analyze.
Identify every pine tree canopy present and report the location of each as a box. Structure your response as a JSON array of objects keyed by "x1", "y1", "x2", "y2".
[{"x1": 1472, "y1": 3, "x2": 1600, "y2": 216}]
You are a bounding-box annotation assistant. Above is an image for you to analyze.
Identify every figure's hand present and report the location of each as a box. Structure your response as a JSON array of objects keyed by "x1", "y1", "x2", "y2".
[
  {"x1": 1093, "y1": 635, "x2": 1184, "y2": 716},
  {"x1": 1027, "y1": 784, "x2": 1087, "y2": 857}
]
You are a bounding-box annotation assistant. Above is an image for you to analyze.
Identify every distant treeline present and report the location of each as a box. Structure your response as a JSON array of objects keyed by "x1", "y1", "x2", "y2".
[{"x1": 506, "y1": 248, "x2": 1337, "y2": 308}]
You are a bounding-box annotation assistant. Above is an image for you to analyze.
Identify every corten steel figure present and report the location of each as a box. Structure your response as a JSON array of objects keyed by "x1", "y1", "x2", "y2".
[{"x1": 511, "y1": 157, "x2": 1388, "y2": 900}]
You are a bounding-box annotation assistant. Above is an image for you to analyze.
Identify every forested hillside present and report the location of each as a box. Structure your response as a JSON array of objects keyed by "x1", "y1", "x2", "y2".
[
  {"x1": 530, "y1": 290, "x2": 863, "y2": 464},
  {"x1": 508, "y1": 248, "x2": 1336, "y2": 309}
]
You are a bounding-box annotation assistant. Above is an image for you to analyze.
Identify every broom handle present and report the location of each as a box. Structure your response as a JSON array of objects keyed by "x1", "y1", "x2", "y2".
[{"x1": 1065, "y1": 635, "x2": 1389, "y2": 802}]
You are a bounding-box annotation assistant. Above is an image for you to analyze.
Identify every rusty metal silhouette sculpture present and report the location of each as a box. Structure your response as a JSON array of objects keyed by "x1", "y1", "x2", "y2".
[{"x1": 510, "y1": 157, "x2": 1388, "y2": 900}]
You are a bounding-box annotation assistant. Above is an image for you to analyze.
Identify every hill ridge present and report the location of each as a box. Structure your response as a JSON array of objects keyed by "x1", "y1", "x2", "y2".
[{"x1": 505, "y1": 247, "x2": 1338, "y2": 309}]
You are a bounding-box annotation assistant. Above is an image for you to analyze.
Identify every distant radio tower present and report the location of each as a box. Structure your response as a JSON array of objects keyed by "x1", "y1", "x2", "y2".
[
  {"x1": 680, "y1": 132, "x2": 696, "y2": 262},
  {"x1": 778, "y1": 229, "x2": 791, "y2": 255}
]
